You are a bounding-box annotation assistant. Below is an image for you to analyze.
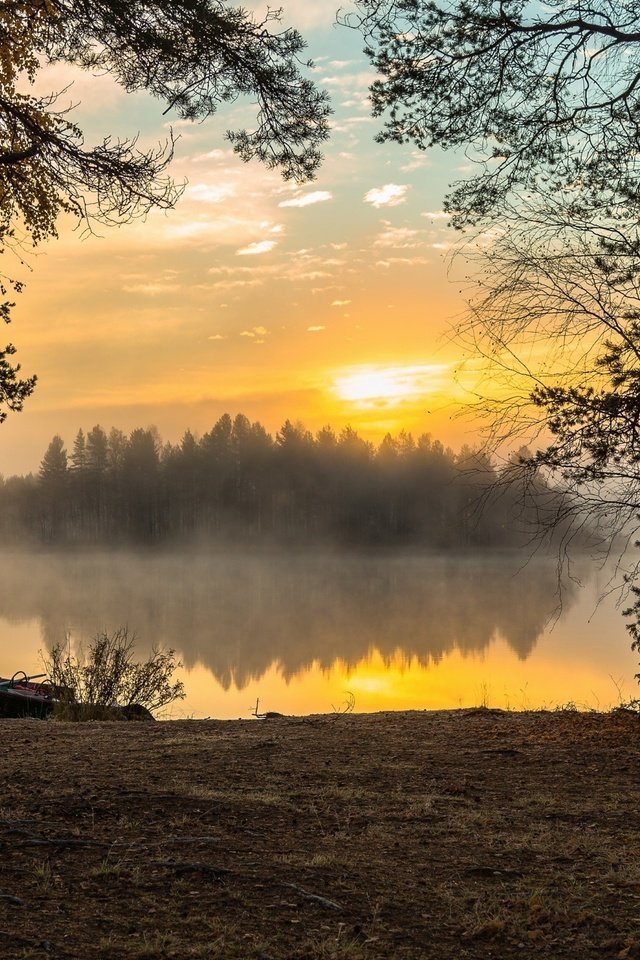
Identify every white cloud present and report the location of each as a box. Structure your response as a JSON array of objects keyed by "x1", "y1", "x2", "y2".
[
  {"x1": 279, "y1": 191, "x2": 333, "y2": 208},
  {"x1": 236, "y1": 240, "x2": 278, "y2": 256},
  {"x1": 122, "y1": 282, "x2": 180, "y2": 296},
  {"x1": 189, "y1": 148, "x2": 229, "y2": 163},
  {"x1": 364, "y1": 183, "x2": 409, "y2": 208},
  {"x1": 400, "y1": 151, "x2": 430, "y2": 173},
  {"x1": 374, "y1": 225, "x2": 421, "y2": 249},
  {"x1": 307, "y1": 325, "x2": 325, "y2": 332},
  {"x1": 422, "y1": 210, "x2": 449, "y2": 220},
  {"x1": 240, "y1": 325, "x2": 269, "y2": 338},
  {"x1": 332, "y1": 115, "x2": 376, "y2": 134},
  {"x1": 331, "y1": 299, "x2": 351, "y2": 307},
  {"x1": 208, "y1": 334, "x2": 226, "y2": 341},
  {"x1": 207, "y1": 278, "x2": 262, "y2": 291},
  {"x1": 320, "y1": 71, "x2": 377, "y2": 90},
  {"x1": 185, "y1": 183, "x2": 236, "y2": 204}
]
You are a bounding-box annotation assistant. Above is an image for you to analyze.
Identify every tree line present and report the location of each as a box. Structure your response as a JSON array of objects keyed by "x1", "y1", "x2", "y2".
[{"x1": 0, "y1": 415, "x2": 546, "y2": 548}]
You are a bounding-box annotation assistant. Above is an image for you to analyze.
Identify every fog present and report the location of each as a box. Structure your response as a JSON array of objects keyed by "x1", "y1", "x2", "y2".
[{"x1": 0, "y1": 547, "x2": 576, "y2": 690}]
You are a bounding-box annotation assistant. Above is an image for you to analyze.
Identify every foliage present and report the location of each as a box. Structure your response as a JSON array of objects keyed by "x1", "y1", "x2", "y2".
[
  {"x1": 0, "y1": 340, "x2": 36, "y2": 423},
  {"x1": 43, "y1": 627, "x2": 185, "y2": 717},
  {"x1": 3, "y1": 0, "x2": 330, "y2": 242},
  {"x1": 349, "y1": 0, "x2": 640, "y2": 566},
  {"x1": 624, "y1": 586, "x2": 640, "y2": 698},
  {"x1": 0, "y1": 0, "x2": 330, "y2": 422},
  {"x1": 351, "y1": 0, "x2": 640, "y2": 229}
]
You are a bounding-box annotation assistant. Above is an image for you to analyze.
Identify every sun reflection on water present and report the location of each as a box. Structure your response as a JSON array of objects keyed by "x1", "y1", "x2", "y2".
[{"x1": 172, "y1": 635, "x2": 636, "y2": 721}]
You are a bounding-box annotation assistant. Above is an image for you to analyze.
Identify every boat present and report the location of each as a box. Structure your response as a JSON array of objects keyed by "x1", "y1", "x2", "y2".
[{"x1": 0, "y1": 672, "x2": 61, "y2": 719}]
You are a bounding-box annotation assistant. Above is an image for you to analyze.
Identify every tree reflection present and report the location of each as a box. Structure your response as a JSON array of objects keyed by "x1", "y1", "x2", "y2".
[{"x1": 0, "y1": 549, "x2": 573, "y2": 688}]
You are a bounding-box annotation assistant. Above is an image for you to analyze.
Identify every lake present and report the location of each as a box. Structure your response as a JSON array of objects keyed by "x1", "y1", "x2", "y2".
[{"x1": 0, "y1": 548, "x2": 637, "y2": 717}]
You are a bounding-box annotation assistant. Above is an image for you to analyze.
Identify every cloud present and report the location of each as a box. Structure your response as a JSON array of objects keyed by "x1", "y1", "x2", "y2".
[
  {"x1": 208, "y1": 334, "x2": 226, "y2": 341},
  {"x1": 378, "y1": 256, "x2": 430, "y2": 265},
  {"x1": 278, "y1": 191, "x2": 333, "y2": 208},
  {"x1": 236, "y1": 240, "x2": 278, "y2": 256},
  {"x1": 240, "y1": 325, "x2": 269, "y2": 338},
  {"x1": 320, "y1": 71, "x2": 377, "y2": 90},
  {"x1": 122, "y1": 282, "x2": 180, "y2": 296},
  {"x1": 207, "y1": 278, "x2": 263, "y2": 291},
  {"x1": 373, "y1": 225, "x2": 421, "y2": 249},
  {"x1": 400, "y1": 151, "x2": 430, "y2": 173},
  {"x1": 307, "y1": 326, "x2": 325, "y2": 332},
  {"x1": 331, "y1": 299, "x2": 351, "y2": 307},
  {"x1": 422, "y1": 210, "x2": 450, "y2": 221},
  {"x1": 185, "y1": 183, "x2": 236, "y2": 204},
  {"x1": 188, "y1": 147, "x2": 228, "y2": 162},
  {"x1": 363, "y1": 183, "x2": 410, "y2": 208}
]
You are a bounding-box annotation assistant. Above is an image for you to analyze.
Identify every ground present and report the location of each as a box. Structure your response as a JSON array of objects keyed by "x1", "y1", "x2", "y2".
[{"x1": 0, "y1": 709, "x2": 638, "y2": 959}]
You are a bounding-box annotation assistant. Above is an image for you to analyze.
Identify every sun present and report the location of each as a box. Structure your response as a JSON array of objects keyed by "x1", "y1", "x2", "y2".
[{"x1": 332, "y1": 363, "x2": 448, "y2": 408}]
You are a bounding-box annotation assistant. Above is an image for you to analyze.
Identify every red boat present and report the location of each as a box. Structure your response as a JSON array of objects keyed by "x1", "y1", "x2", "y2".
[{"x1": 0, "y1": 672, "x2": 61, "y2": 719}]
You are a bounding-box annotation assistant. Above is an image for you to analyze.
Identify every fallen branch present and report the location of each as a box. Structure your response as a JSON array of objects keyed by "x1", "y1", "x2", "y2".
[{"x1": 283, "y1": 882, "x2": 342, "y2": 911}]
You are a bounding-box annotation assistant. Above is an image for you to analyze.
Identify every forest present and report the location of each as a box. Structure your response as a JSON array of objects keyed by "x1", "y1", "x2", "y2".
[{"x1": 0, "y1": 414, "x2": 547, "y2": 547}]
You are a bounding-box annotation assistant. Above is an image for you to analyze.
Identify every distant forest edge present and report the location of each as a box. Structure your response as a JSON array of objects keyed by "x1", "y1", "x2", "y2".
[{"x1": 0, "y1": 415, "x2": 550, "y2": 547}]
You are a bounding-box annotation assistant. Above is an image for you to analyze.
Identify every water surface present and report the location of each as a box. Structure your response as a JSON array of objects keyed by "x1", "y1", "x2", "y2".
[{"x1": 0, "y1": 548, "x2": 635, "y2": 717}]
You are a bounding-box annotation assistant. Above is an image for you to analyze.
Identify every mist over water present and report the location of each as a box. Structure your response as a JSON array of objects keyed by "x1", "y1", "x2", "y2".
[{"x1": 0, "y1": 547, "x2": 634, "y2": 714}]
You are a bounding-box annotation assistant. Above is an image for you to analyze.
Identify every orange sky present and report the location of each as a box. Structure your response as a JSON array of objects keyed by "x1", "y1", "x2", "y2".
[{"x1": 1, "y1": 1, "x2": 482, "y2": 475}]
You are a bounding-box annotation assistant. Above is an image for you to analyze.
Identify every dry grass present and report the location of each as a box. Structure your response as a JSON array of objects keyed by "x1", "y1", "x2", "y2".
[{"x1": 0, "y1": 710, "x2": 638, "y2": 959}]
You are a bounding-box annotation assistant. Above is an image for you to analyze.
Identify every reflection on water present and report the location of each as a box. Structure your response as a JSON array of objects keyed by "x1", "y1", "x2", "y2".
[{"x1": 0, "y1": 548, "x2": 635, "y2": 716}]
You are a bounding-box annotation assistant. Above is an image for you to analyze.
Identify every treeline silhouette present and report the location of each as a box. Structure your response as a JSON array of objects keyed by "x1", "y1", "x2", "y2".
[{"x1": 0, "y1": 414, "x2": 541, "y2": 547}]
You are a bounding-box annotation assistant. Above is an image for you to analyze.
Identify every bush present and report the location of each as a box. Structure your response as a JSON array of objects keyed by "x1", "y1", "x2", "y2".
[{"x1": 42, "y1": 628, "x2": 185, "y2": 720}]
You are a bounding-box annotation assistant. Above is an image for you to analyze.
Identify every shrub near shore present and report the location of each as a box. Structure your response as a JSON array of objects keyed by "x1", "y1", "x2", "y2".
[{"x1": 43, "y1": 628, "x2": 185, "y2": 720}]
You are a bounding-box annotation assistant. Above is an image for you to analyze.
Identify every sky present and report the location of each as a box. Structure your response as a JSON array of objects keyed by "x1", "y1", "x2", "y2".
[{"x1": 1, "y1": 0, "x2": 478, "y2": 476}]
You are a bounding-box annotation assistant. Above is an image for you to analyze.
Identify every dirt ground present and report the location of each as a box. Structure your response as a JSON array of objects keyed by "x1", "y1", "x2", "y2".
[{"x1": 0, "y1": 709, "x2": 638, "y2": 959}]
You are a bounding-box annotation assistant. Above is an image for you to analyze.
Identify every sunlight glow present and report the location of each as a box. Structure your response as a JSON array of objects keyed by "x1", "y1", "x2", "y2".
[
  {"x1": 332, "y1": 363, "x2": 449, "y2": 407},
  {"x1": 168, "y1": 637, "x2": 635, "y2": 720}
]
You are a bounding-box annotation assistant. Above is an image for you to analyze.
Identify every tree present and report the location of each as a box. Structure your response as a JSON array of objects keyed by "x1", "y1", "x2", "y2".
[
  {"x1": 351, "y1": 0, "x2": 640, "y2": 230},
  {"x1": 39, "y1": 433, "x2": 67, "y2": 483},
  {"x1": 4, "y1": 1, "x2": 330, "y2": 239},
  {"x1": 0, "y1": 0, "x2": 331, "y2": 421},
  {"x1": 351, "y1": 0, "x2": 640, "y2": 562},
  {"x1": 86, "y1": 424, "x2": 108, "y2": 475},
  {"x1": 70, "y1": 428, "x2": 86, "y2": 472},
  {"x1": 0, "y1": 340, "x2": 36, "y2": 424},
  {"x1": 38, "y1": 433, "x2": 68, "y2": 539},
  {"x1": 122, "y1": 427, "x2": 161, "y2": 540}
]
